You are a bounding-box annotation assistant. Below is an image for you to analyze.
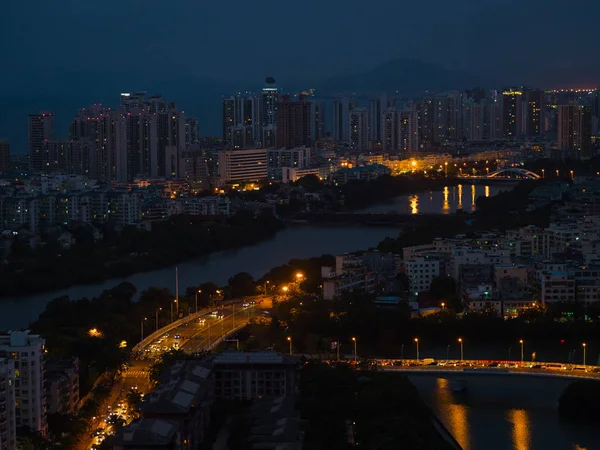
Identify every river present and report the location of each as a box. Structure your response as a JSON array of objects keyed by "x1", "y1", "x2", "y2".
[
  {"x1": 2, "y1": 225, "x2": 400, "y2": 329},
  {"x1": 3, "y1": 183, "x2": 505, "y2": 330},
  {"x1": 359, "y1": 184, "x2": 511, "y2": 214},
  {"x1": 412, "y1": 377, "x2": 600, "y2": 450}
]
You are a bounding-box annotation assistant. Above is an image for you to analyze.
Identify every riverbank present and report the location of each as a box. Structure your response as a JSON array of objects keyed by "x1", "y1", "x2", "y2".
[
  {"x1": 300, "y1": 362, "x2": 456, "y2": 449},
  {"x1": 0, "y1": 211, "x2": 284, "y2": 298},
  {"x1": 0, "y1": 225, "x2": 400, "y2": 329}
]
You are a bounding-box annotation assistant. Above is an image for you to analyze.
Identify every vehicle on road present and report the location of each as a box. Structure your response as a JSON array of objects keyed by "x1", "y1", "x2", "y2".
[
  {"x1": 543, "y1": 363, "x2": 567, "y2": 370},
  {"x1": 174, "y1": 334, "x2": 181, "y2": 339}
]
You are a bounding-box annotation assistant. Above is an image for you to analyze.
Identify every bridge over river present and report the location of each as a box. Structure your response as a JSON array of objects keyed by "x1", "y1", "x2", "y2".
[{"x1": 379, "y1": 359, "x2": 600, "y2": 407}]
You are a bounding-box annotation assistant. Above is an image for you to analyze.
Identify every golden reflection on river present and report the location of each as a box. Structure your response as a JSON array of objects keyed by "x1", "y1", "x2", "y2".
[
  {"x1": 435, "y1": 379, "x2": 471, "y2": 450},
  {"x1": 485, "y1": 185, "x2": 490, "y2": 198},
  {"x1": 410, "y1": 194, "x2": 419, "y2": 214},
  {"x1": 443, "y1": 186, "x2": 450, "y2": 212},
  {"x1": 458, "y1": 184, "x2": 463, "y2": 209},
  {"x1": 471, "y1": 184, "x2": 476, "y2": 207},
  {"x1": 509, "y1": 409, "x2": 531, "y2": 450}
]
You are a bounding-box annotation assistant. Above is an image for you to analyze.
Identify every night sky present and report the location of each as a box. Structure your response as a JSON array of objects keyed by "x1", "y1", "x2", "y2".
[{"x1": 1, "y1": 0, "x2": 599, "y2": 150}]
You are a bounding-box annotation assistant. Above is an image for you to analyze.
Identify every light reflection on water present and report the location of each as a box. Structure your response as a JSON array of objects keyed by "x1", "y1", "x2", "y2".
[
  {"x1": 359, "y1": 184, "x2": 509, "y2": 215},
  {"x1": 510, "y1": 409, "x2": 531, "y2": 450},
  {"x1": 418, "y1": 377, "x2": 600, "y2": 450},
  {"x1": 435, "y1": 379, "x2": 471, "y2": 450}
]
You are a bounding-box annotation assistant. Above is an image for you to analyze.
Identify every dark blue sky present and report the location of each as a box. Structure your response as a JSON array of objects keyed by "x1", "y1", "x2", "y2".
[{"x1": 1, "y1": 0, "x2": 599, "y2": 150}]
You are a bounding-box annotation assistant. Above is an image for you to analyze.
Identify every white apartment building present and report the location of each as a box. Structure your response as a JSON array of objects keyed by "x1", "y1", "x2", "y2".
[
  {"x1": 179, "y1": 196, "x2": 230, "y2": 216},
  {"x1": 0, "y1": 358, "x2": 16, "y2": 450},
  {"x1": 0, "y1": 331, "x2": 46, "y2": 435},
  {"x1": 451, "y1": 249, "x2": 511, "y2": 280},
  {"x1": 281, "y1": 167, "x2": 329, "y2": 183},
  {"x1": 218, "y1": 148, "x2": 268, "y2": 184},
  {"x1": 540, "y1": 271, "x2": 575, "y2": 304},
  {"x1": 402, "y1": 238, "x2": 462, "y2": 261},
  {"x1": 267, "y1": 147, "x2": 311, "y2": 180},
  {"x1": 405, "y1": 257, "x2": 440, "y2": 296}
]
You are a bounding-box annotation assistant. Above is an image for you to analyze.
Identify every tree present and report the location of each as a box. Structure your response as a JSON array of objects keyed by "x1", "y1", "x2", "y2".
[
  {"x1": 228, "y1": 272, "x2": 256, "y2": 298},
  {"x1": 429, "y1": 276, "x2": 462, "y2": 311},
  {"x1": 295, "y1": 174, "x2": 323, "y2": 192}
]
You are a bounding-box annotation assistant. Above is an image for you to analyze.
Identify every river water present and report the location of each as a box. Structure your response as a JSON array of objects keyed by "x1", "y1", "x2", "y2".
[
  {"x1": 360, "y1": 184, "x2": 510, "y2": 214},
  {"x1": 2, "y1": 184, "x2": 505, "y2": 329},
  {"x1": 412, "y1": 377, "x2": 600, "y2": 450}
]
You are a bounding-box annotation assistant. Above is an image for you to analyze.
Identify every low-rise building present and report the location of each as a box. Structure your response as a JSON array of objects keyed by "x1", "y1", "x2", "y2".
[
  {"x1": 212, "y1": 351, "x2": 299, "y2": 400},
  {"x1": 405, "y1": 256, "x2": 440, "y2": 297},
  {"x1": 331, "y1": 164, "x2": 391, "y2": 184},
  {"x1": 112, "y1": 418, "x2": 179, "y2": 450},
  {"x1": 139, "y1": 361, "x2": 212, "y2": 450}
]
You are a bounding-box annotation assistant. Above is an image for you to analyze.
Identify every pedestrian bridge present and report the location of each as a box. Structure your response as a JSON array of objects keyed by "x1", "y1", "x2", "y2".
[{"x1": 459, "y1": 167, "x2": 542, "y2": 182}]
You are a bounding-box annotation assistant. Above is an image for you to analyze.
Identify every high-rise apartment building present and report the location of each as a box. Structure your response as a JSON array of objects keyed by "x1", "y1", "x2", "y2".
[
  {"x1": 433, "y1": 93, "x2": 461, "y2": 144},
  {"x1": 70, "y1": 104, "x2": 121, "y2": 181},
  {"x1": 382, "y1": 108, "x2": 398, "y2": 152},
  {"x1": 28, "y1": 113, "x2": 55, "y2": 172},
  {"x1": 0, "y1": 331, "x2": 46, "y2": 436},
  {"x1": 310, "y1": 101, "x2": 326, "y2": 141},
  {"x1": 502, "y1": 89, "x2": 523, "y2": 138},
  {"x1": 382, "y1": 108, "x2": 418, "y2": 154},
  {"x1": 120, "y1": 92, "x2": 147, "y2": 111},
  {"x1": 369, "y1": 95, "x2": 395, "y2": 142},
  {"x1": 222, "y1": 95, "x2": 258, "y2": 147},
  {"x1": 398, "y1": 109, "x2": 419, "y2": 153},
  {"x1": 259, "y1": 78, "x2": 279, "y2": 146},
  {"x1": 0, "y1": 140, "x2": 9, "y2": 173},
  {"x1": 462, "y1": 99, "x2": 485, "y2": 141},
  {"x1": 525, "y1": 90, "x2": 544, "y2": 138},
  {"x1": 0, "y1": 358, "x2": 16, "y2": 450},
  {"x1": 276, "y1": 95, "x2": 311, "y2": 150},
  {"x1": 332, "y1": 97, "x2": 354, "y2": 142},
  {"x1": 417, "y1": 98, "x2": 434, "y2": 149},
  {"x1": 485, "y1": 91, "x2": 503, "y2": 140},
  {"x1": 558, "y1": 105, "x2": 593, "y2": 158},
  {"x1": 70, "y1": 95, "x2": 190, "y2": 182},
  {"x1": 349, "y1": 108, "x2": 370, "y2": 150},
  {"x1": 185, "y1": 117, "x2": 199, "y2": 146}
]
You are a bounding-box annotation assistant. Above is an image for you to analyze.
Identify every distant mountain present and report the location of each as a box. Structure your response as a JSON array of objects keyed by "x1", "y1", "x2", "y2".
[{"x1": 314, "y1": 58, "x2": 495, "y2": 96}]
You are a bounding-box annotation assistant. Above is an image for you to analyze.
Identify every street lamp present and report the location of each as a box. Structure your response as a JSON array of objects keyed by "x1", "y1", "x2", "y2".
[
  {"x1": 519, "y1": 339, "x2": 524, "y2": 364},
  {"x1": 541, "y1": 169, "x2": 545, "y2": 178},
  {"x1": 458, "y1": 338, "x2": 463, "y2": 362},
  {"x1": 414, "y1": 338, "x2": 420, "y2": 362},
  {"x1": 155, "y1": 307, "x2": 162, "y2": 330},
  {"x1": 195, "y1": 289, "x2": 201, "y2": 314},
  {"x1": 141, "y1": 317, "x2": 147, "y2": 342},
  {"x1": 171, "y1": 301, "x2": 176, "y2": 323},
  {"x1": 583, "y1": 343, "x2": 587, "y2": 369},
  {"x1": 352, "y1": 337, "x2": 357, "y2": 363},
  {"x1": 287, "y1": 336, "x2": 292, "y2": 355},
  {"x1": 296, "y1": 272, "x2": 304, "y2": 280},
  {"x1": 441, "y1": 302, "x2": 445, "y2": 310}
]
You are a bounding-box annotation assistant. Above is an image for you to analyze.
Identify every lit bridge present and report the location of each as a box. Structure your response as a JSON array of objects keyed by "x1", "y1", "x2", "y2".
[
  {"x1": 379, "y1": 360, "x2": 599, "y2": 406},
  {"x1": 459, "y1": 168, "x2": 542, "y2": 182}
]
